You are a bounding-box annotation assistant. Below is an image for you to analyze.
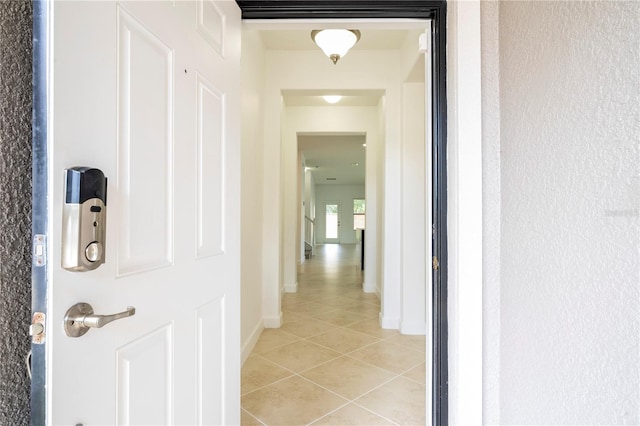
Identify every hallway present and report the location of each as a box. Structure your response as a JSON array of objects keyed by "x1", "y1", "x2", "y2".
[{"x1": 241, "y1": 244, "x2": 426, "y2": 425}]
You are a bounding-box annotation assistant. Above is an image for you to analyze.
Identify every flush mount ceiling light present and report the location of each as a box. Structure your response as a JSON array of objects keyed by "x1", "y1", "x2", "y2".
[
  {"x1": 323, "y1": 95, "x2": 342, "y2": 104},
  {"x1": 311, "y1": 29, "x2": 361, "y2": 65}
]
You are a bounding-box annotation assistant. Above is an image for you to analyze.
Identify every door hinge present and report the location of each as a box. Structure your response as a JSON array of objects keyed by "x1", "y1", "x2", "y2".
[
  {"x1": 30, "y1": 312, "x2": 46, "y2": 344},
  {"x1": 432, "y1": 256, "x2": 440, "y2": 271},
  {"x1": 419, "y1": 33, "x2": 430, "y2": 54}
]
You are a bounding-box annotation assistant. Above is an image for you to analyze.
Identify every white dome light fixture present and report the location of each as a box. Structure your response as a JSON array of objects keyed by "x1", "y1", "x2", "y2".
[
  {"x1": 311, "y1": 29, "x2": 361, "y2": 65},
  {"x1": 323, "y1": 95, "x2": 342, "y2": 104}
]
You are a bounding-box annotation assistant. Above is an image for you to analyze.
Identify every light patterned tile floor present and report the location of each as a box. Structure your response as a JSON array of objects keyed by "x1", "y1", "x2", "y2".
[{"x1": 241, "y1": 244, "x2": 426, "y2": 425}]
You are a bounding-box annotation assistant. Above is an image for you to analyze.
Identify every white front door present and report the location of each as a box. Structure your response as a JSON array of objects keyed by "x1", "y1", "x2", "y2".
[{"x1": 48, "y1": 1, "x2": 241, "y2": 424}]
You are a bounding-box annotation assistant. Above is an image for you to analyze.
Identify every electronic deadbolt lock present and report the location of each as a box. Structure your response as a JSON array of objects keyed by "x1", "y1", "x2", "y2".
[{"x1": 61, "y1": 167, "x2": 107, "y2": 271}]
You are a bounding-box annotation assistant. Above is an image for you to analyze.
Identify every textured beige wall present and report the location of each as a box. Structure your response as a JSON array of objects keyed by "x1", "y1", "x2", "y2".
[
  {"x1": 497, "y1": 1, "x2": 640, "y2": 423},
  {"x1": 480, "y1": 1, "x2": 501, "y2": 423}
]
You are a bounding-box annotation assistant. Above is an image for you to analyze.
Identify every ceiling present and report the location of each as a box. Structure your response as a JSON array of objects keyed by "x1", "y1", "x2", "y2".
[
  {"x1": 265, "y1": 29, "x2": 406, "y2": 187},
  {"x1": 299, "y1": 135, "x2": 366, "y2": 185},
  {"x1": 256, "y1": 26, "x2": 424, "y2": 187},
  {"x1": 283, "y1": 89, "x2": 384, "y2": 107},
  {"x1": 258, "y1": 29, "x2": 412, "y2": 51}
]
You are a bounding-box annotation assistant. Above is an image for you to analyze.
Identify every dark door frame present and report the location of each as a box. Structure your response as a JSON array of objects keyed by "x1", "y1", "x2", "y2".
[{"x1": 235, "y1": 1, "x2": 448, "y2": 424}]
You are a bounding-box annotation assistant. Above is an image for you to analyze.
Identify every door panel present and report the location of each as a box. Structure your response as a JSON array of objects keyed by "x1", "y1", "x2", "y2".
[
  {"x1": 116, "y1": 325, "x2": 173, "y2": 425},
  {"x1": 195, "y1": 297, "x2": 224, "y2": 424},
  {"x1": 196, "y1": 75, "x2": 225, "y2": 258},
  {"x1": 117, "y1": 5, "x2": 174, "y2": 275},
  {"x1": 48, "y1": 1, "x2": 241, "y2": 424},
  {"x1": 197, "y1": 0, "x2": 226, "y2": 55}
]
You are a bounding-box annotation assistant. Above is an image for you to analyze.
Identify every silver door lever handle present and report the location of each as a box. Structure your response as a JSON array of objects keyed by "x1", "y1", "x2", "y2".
[{"x1": 64, "y1": 302, "x2": 136, "y2": 338}]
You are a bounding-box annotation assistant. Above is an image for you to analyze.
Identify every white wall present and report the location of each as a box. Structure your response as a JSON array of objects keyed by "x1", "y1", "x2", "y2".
[
  {"x1": 240, "y1": 28, "x2": 265, "y2": 362},
  {"x1": 315, "y1": 184, "x2": 365, "y2": 244},
  {"x1": 297, "y1": 152, "x2": 305, "y2": 264},
  {"x1": 483, "y1": 2, "x2": 640, "y2": 423},
  {"x1": 375, "y1": 98, "x2": 386, "y2": 297},
  {"x1": 305, "y1": 169, "x2": 316, "y2": 221},
  {"x1": 304, "y1": 168, "x2": 316, "y2": 257},
  {"x1": 401, "y1": 81, "x2": 426, "y2": 335},
  {"x1": 447, "y1": 1, "x2": 484, "y2": 423},
  {"x1": 480, "y1": 1, "x2": 501, "y2": 423}
]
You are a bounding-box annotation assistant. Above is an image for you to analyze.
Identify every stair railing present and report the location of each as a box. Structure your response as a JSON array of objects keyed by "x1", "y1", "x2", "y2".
[{"x1": 304, "y1": 216, "x2": 315, "y2": 258}]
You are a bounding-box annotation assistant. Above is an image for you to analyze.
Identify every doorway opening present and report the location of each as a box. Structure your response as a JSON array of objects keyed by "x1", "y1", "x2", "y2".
[
  {"x1": 324, "y1": 203, "x2": 340, "y2": 241},
  {"x1": 298, "y1": 132, "x2": 367, "y2": 254},
  {"x1": 238, "y1": 0, "x2": 448, "y2": 422}
]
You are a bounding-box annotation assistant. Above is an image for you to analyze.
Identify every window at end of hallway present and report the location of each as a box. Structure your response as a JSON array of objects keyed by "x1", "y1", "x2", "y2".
[{"x1": 354, "y1": 199, "x2": 365, "y2": 229}]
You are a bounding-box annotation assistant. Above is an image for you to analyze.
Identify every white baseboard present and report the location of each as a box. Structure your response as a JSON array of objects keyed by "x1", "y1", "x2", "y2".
[
  {"x1": 263, "y1": 312, "x2": 282, "y2": 328},
  {"x1": 380, "y1": 312, "x2": 400, "y2": 330},
  {"x1": 241, "y1": 321, "x2": 264, "y2": 366},
  {"x1": 284, "y1": 282, "x2": 298, "y2": 293},
  {"x1": 362, "y1": 282, "x2": 377, "y2": 293},
  {"x1": 400, "y1": 320, "x2": 427, "y2": 335}
]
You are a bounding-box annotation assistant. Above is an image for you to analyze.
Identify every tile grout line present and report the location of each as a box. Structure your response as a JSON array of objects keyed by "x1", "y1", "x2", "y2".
[
  {"x1": 241, "y1": 408, "x2": 267, "y2": 426},
  {"x1": 293, "y1": 362, "x2": 409, "y2": 425},
  {"x1": 242, "y1": 245, "x2": 426, "y2": 425}
]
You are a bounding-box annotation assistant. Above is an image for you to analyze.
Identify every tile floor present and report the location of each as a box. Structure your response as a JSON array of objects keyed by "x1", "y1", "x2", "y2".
[{"x1": 241, "y1": 244, "x2": 426, "y2": 425}]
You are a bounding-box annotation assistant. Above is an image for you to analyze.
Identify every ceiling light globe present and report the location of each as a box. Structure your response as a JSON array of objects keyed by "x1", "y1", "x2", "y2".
[
  {"x1": 323, "y1": 95, "x2": 342, "y2": 104},
  {"x1": 311, "y1": 29, "x2": 361, "y2": 64}
]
